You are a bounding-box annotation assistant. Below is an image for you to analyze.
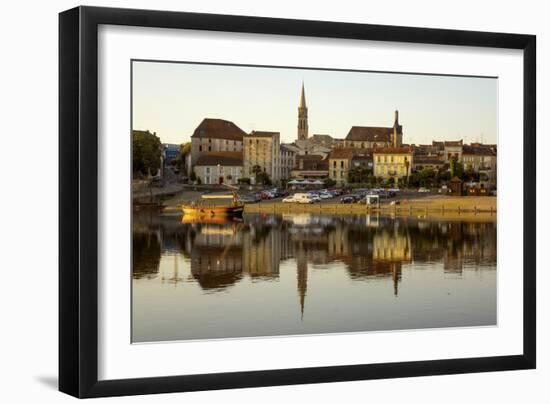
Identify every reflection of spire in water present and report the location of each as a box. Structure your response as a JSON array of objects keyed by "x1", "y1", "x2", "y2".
[
  {"x1": 174, "y1": 253, "x2": 179, "y2": 287},
  {"x1": 296, "y1": 254, "x2": 308, "y2": 320},
  {"x1": 392, "y1": 263, "x2": 399, "y2": 296}
]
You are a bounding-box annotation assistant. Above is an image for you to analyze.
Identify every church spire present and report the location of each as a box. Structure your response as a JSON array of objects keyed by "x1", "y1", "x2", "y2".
[
  {"x1": 297, "y1": 82, "x2": 309, "y2": 140},
  {"x1": 299, "y1": 81, "x2": 307, "y2": 108}
]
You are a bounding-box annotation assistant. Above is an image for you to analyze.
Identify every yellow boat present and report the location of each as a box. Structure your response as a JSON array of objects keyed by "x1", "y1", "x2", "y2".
[
  {"x1": 182, "y1": 193, "x2": 244, "y2": 217},
  {"x1": 181, "y1": 215, "x2": 243, "y2": 225}
]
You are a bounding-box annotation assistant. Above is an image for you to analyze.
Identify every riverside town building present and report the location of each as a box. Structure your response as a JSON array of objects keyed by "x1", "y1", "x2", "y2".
[{"x1": 148, "y1": 83, "x2": 497, "y2": 189}]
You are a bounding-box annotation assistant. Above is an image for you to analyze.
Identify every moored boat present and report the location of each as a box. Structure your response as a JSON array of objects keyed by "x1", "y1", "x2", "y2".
[{"x1": 181, "y1": 193, "x2": 244, "y2": 217}]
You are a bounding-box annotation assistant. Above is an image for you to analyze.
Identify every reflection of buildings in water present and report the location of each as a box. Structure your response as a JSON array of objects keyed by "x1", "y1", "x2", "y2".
[
  {"x1": 132, "y1": 232, "x2": 161, "y2": 279},
  {"x1": 188, "y1": 222, "x2": 244, "y2": 290},
  {"x1": 372, "y1": 227, "x2": 411, "y2": 262},
  {"x1": 133, "y1": 212, "x2": 497, "y2": 310},
  {"x1": 190, "y1": 245, "x2": 243, "y2": 290},
  {"x1": 409, "y1": 221, "x2": 497, "y2": 276},
  {"x1": 242, "y1": 226, "x2": 282, "y2": 278},
  {"x1": 343, "y1": 225, "x2": 411, "y2": 296},
  {"x1": 187, "y1": 221, "x2": 291, "y2": 289},
  {"x1": 327, "y1": 224, "x2": 350, "y2": 259},
  {"x1": 159, "y1": 252, "x2": 184, "y2": 285},
  {"x1": 372, "y1": 227, "x2": 411, "y2": 296}
]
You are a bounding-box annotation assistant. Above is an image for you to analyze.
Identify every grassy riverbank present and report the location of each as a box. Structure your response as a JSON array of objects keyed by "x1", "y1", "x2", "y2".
[
  {"x1": 157, "y1": 192, "x2": 496, "y2": 221},
  {"x1": 244, "y1": 196, "x2": 496, "y2": 220}
]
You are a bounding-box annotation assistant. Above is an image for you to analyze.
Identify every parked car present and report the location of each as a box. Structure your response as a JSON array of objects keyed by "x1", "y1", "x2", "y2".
[
  {"x1": 240, "y1": 193, "x2": 261, "y2": 204},
  {"x1": 268, "y1": 188, "x2": 285, "y2": 198},
  {"x1": 282, "y1": 193, "x2": 314, "y2": 204},
  {"x1": 260, "y1": 191, "x2": 274, "y2": 200},
  {"x1": 307, "y1": 192, "x2": 322, "y2": 203},
  {"x1": 418, "y1": 187, "x2": 430, "y2": 193},
  {"x1": 390, "y1": 200, "x2": 401, "y2": 206},
  {"x1": 340, "y1": 196, "x2": 356, "y2": 204}
]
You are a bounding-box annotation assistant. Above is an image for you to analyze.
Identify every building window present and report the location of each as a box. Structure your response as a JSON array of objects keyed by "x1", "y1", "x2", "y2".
[
  {"x1": 199, "y1": 146, "x2": 202, "y2": 152},
  {"x1": 340, "y1": 161, "x2": 344, "y2": 168},
  {"x1": 208, "y1": 146, "x2": 211, "y2": 151}
]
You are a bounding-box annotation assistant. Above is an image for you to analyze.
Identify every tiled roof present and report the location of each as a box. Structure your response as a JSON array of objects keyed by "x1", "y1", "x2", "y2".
[
  {"x1": 280, "y1": 143, "x2": 299, "y2": 152},
  {"x1": 195, "y1": 151, "x2": 243, "y2": 166},
  {"x1": 444, "y1": 140, "x2": 463, "y2": 147},
  {"x1": 297, "y1": 160, "x2": 328, "y2": 171},
  {"x1": 328, "y1": 148, "x2": 355, "y2": 159},
  {"x1": 296, "y1": 154, "x2": 324, "y2": 161},
  {"x1": 462, "y1": 145, "x2": 496, "y2": 156},
  {"x1": 294, "y1": 155, "x2": 328, "y2": 171},
  {"x1": 373, "y1": 146, "x2": 413, "y2": 155},
  {"x1": 413, "y1": 156, "x2": 444, "y2": 165},
  {"x1": 246, "y1": 131, "x2": 280, "y2": 138},
  {"x1": 345, "y1": 125, "x2": 401, "y2": 142},
  {"x1": 191, "y1": 118, "x2": 246, "y2": 141},
  {"x1": 433, "y1": 140, "x2": 463, "y2": 148},
  {"x1": 352, "y1": 152, "x2": 373, "y2": 162}
]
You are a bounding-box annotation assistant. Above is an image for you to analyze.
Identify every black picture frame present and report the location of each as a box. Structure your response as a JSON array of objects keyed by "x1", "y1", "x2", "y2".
[{"x1": 59, "y1": 6, "x2": 536, "y2": 398}]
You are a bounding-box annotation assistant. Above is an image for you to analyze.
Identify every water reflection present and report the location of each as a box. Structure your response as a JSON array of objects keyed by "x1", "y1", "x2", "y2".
[{"x1": 133, "y1": 211, "x2": 496, "y2": 341}]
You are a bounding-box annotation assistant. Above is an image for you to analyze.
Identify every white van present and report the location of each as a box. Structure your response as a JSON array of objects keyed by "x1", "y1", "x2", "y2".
[{"x1": 282, "y1": 193, "x2": 314, "y2": 204}]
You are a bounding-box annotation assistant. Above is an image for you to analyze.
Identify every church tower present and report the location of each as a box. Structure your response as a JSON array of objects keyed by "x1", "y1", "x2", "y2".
[
  {"x1": 393, "y1": 110, "x2": 401, "y2": 147},
  {"x1": 297, "y1": 82, "x2": 308, "y2": 140}
]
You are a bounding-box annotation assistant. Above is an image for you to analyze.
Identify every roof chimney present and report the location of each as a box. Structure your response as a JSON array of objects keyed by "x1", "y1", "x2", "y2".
[{"x1": 394, "y1": 110, "x2": 399, "y2": 126}]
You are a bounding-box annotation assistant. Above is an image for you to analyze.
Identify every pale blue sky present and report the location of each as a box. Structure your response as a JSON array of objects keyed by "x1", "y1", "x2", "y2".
[{"x1": 132, "y1": 60, "x2": 497, "y2": 145}]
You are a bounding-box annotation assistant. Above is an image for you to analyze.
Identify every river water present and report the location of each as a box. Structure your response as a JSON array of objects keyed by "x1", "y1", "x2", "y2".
[{"x1": 132, "y1": 211, "x2": 496, "y2": 342}]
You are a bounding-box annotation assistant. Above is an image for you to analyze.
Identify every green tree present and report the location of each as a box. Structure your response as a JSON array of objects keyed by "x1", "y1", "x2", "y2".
[
  {"x1": 348, "y1": 166, "x2": 372, "y2": 184},
  {"x1": 408, "y1": 172, "x2": 419, "y2": 187},
  {"x1": 251, "y1": 165, "x2": 271, "y2": 185},
  {"x1": 133, "y1": 130, "x2": 161, "y2": 177},
  {"x1": 252, "y1": 165, "x2": 262, "y2": 177},
  {"x1": 323, "y1": 178, "x2": 336, "y2": 187},
  {"x1": 449, "y1": 158, "x2": 464, "y2": 179},
  {"x1": 256, "y1": 172, "x2": 272, "y2": 186},
  {"x1": 176, "y1": 142, "x2": 192, "y2": 171},
  {"x1": 463, "y1": 166, "x2": 479, "y2": 182},
  {"x1": 418, "y1": 168, "x2": 436, "y2": 187},
  {"x1": 180, "y1": 142, "x2": 191, "y2": 156}
]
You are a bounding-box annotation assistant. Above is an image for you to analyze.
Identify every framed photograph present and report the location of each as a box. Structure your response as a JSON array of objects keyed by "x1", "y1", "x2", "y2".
[{"x1": 59, "y1": 6, "x2": 536, "y2": 398}]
